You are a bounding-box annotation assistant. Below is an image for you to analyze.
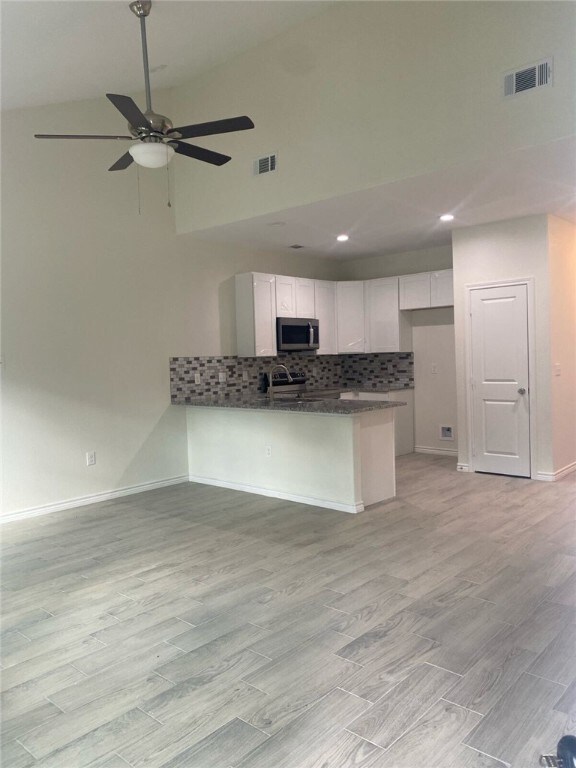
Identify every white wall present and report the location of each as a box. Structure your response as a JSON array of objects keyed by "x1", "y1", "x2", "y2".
[
  {"x1": 172, "y1": 1, "x2": 576, "y2": 232},
  {"x1": 411, "y1": 309, "x2": 458, "y2": 455},
  {"x1": 548, "y1": 216, "x2": 576, "y2": 474},
  {"x1": 452, "y1": 215, "x2": 553, "y2": 475},
  {"x1": 339, "y1": 245, "x2": 452, "y2": 281},
  {"x1": 0, "y1": 96, "x2": 338, "y2": 517}
]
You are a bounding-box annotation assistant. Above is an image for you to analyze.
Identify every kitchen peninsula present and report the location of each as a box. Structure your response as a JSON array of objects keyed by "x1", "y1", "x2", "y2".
[{"x1": 183, "y1": 394, "x2": 405, "y2": 513}]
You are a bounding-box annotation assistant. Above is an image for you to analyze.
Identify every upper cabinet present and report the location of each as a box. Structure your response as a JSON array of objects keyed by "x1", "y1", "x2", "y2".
[
  {"x1": 236, "y1": 273, "x2": 277, "y2": 357},
  {"x1": 399, "y1": 272, "x2": 431, "y2": 309},
  {"x1": 275, "y1": 276, "x2": 316, "y2": 318},
  {"x1": 336, "y1": 281, "x2": 366, "y2": 354},
  {"x1": 275, "y1": 275, "x2": 296, "y2": 317},
  {"x1": 430, "y1": 270, "x2": 454, "y2": 307},
  {"x1": 365, "y1": 277, "x2": 412, "y2": 353},
  {"x1": 236, "y1": 268, "x2": 451, "y2": 357},
  {"x1": 295, "y1": 278, "x2": 315, "y2": 317},
  {"x1": 399, "y1": 270, "x2": 453, "y2": 309},
  {"x1": 314, "y1": 280, "x2": 337, "y2": 355}
]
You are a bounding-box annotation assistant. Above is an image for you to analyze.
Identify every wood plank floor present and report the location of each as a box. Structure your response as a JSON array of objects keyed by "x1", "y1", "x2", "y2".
[{"x1": 1, "y1": 454, "x2": 575, "y2": 768}]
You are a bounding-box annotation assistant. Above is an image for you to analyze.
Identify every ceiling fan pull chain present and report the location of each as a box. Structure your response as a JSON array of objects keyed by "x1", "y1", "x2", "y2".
[
  {"x1": 166, "y1": 163, "x2": 172, "y2": 208},
  {"x1": 137, "y1": 164, "x2": 142, "y2": 216}
]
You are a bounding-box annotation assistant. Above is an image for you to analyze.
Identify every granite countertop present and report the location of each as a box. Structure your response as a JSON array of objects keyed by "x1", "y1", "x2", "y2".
[{"x1": 180, "y1": 387, "x2": 409, "y2": 415}]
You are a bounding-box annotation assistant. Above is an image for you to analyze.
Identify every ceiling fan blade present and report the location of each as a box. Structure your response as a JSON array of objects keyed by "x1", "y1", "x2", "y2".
[
  {"x1": 169, "y1": 141, "x2": 231, "y2": 166},
  {"x1": 108, "y1": 152, "x2": 134, "y2": 171},
  {"x1": 106, "y1": 94, "x2": 150, "y2": 131},
  {"x1": 35, "y1": 134, "x2": 133, "y2": 140},
  {"x1": 169, "y1": 116, "x2": 254, "y2": 140}
]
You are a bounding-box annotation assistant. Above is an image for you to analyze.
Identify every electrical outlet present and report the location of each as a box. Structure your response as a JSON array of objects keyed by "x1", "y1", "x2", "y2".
[
  {"x1": 265, "y1": 445, "x2": 272, "y2": 457},
  {"x1": 86, "y1": 451, "x2": 96, "y2": 467},
  {"x1": 431, "y1": 363, "x2": 438, "y2": 374},
  {"x1": 194, "y1": 373, "x2": 201, "y2": 385},
  {"x1": 312, "y1": 366, "x2": 319, "y2": 377},
  {"x1": 440, "y1": 426, "x2": 454, "y2": 441},
  {"x1": 554, "y1": 363, "x2": 561, "y2": 377},
  {"x1": 219, "y1": 371, "x2": 227, "y2": 383}
]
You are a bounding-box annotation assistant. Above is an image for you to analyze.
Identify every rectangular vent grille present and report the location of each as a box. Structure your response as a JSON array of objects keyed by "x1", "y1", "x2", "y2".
[
  {"x1": 504, "y1": 58, "x2": 553, "y2": 97},
  {"x1": 254, "y1": 153, "x2": 277, "y2": 176}
]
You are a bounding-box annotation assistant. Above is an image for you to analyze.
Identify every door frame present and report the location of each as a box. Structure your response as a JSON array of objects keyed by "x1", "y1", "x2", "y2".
[{"x1": 464, "y1": 277, "x2": 537, "y2": 479}]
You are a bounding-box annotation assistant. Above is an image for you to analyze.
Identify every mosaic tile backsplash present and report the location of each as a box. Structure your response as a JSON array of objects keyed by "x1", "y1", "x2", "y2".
[{"x1": 170, "y1": 353, "x2": 413, "y2": 404}]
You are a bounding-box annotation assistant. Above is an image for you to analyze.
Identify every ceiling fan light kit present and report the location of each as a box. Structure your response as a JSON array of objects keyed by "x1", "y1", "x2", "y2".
[
  {"x1": 34, "y1": 1, "x2": 254, "y2": 172},
  {"x1": 129, "y1": 141, "x2": 175, "y2": 168}
]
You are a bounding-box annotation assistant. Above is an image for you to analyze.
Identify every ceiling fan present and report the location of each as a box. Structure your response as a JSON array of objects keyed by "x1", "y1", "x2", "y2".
[{"x1": 34, "y1": 0, "x2": 254, "y2": 171}]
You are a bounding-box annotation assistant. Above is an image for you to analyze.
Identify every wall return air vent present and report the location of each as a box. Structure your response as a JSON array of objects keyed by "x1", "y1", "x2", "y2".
[
  {"x1": 504, "y1": 58, "x2": 553, "y2": 97},
  {"x1": 254, "y1": 153, "x2": 277, "y2": 176}
]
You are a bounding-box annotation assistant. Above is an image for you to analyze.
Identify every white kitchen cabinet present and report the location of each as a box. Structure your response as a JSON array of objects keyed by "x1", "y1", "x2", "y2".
[
  {"x1": 364, "y1": 277, "x2": 412, "y2": 353},
  {"x1": 399, "y1": 270, "x2": 454, "y2": 309},
  {"x1": 314, "y1": 280, "x2": 338, "y2": 354},
  {"x1": 336, "y1": 281, "x2": 366, "y2": 353},
  {"x1": 236, "y1": 273, "x2": 277, "y2": 357},
  {"x1": 275, "y1": 275, "x2": 316, "y2": 318},
  {"x1": 275, "y1": 275, "x2": 296, "y2": 317},
  {"x1": 430, "y1": 269, "x2": 454, "y2": 307},
  {"x1": 399, "y1": 273, "x2": 431, "y2": 310},
  {"x1": 295, "y1": 278, "x2": 316, "y2": 317}
]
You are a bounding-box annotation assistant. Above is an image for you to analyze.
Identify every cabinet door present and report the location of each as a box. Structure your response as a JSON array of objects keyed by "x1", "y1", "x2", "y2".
[
  {"x1": 275, "y1": 275, "x2": 296, "y2": 317},
  {"x1": 314, "y1": 280, "x2": 337, "y2": 354},
  {"x1": 430, "y1": 270, "x2": 454, "y2": 307},
  {"x1": 253, "y1": 273, "x2": 277, "y2": 356},
  {"x1": 399, "y1": 273, "x2": 431, "y2": 310},
  {"x1": 365, "y1": 278, "x2": 400, "y2": 352},
  {"x1": 295, "y1": 278, "x2": 315, "y2": 317},
  {"x1": 336, "y1": 281, "x2": 365, "y2": 354}
]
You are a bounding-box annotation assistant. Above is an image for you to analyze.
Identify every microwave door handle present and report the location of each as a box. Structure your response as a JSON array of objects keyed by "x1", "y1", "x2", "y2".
[{"x1": 308, "y1": 323, "x2": 314, "y2": 347}]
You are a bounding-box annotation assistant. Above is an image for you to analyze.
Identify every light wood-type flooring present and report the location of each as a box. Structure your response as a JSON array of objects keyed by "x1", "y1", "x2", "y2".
[{"x1": 1, "y1": 454, "x2": 575, "y2": 768}]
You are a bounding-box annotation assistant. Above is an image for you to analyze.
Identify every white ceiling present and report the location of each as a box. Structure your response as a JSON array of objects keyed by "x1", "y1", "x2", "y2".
[
  {"x1": 2, "y1": 0, "x2": 575, "y2": 259},
  {"x1": 193, "y1": 136, "x2": 576, "y2": 259},
  {"x1": 0, "y1": 0, "x2": 330, "y2": 111}
]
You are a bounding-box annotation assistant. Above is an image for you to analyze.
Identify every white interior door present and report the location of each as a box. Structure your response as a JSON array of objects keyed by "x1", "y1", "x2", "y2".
[{"x1": 470, "y1": 284, "x2": 530, "y2": 477}]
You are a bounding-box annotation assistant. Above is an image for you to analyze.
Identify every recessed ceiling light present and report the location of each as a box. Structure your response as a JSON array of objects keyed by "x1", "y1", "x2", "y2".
[
  {"x1": 439, "y1": 214, "x2": 455, "y2": 222},
  {"x1": 336, "y1": 234, "x2": 349, "y2": 242}
]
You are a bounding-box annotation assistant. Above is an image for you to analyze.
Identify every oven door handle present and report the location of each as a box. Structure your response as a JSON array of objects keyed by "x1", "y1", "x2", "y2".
[{"x1": 308, "y1": 323, "x2": 314, "y2": 347}]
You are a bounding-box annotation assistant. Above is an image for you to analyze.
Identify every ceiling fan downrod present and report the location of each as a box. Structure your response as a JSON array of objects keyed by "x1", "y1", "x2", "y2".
[{"x1": 129, "y1": 0, "x2": 153, "y2": 113}]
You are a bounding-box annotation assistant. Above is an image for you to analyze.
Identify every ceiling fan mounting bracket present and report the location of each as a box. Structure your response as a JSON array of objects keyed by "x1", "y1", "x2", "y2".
[{"x1": 129, "y1": 1, "x2": 151, "y2": 19}]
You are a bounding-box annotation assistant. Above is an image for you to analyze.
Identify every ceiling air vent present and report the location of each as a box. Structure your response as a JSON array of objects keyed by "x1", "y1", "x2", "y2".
[
  {"x1": 289, "y1": 244, "x2": 304, "y2": 249},
  {"x1": 504, "y1": 58, "x2": 553, "y2": 97},
  {"x1": 254, "y1": 153, "x2": 277, "y2": 176}
]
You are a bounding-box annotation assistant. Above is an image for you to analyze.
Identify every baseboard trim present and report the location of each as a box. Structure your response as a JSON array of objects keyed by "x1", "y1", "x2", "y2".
[
  {"x1": 415, "y1": 446, "x2": 458, "y2": 457},
  {"x1": 188, "y1": 474, "x2": 363, "y2": 514},
  {"x1": 534, "y1": 461, "x2": 576, "y2": 482},
  {"x1": 1, "y1": 476, "x2": 189, "y2": 524}
]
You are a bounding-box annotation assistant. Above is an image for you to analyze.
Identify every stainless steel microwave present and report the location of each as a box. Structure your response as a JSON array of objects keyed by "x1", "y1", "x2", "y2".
[{"x1": 276, "y1": 317, "x2": 320, "y2": 352}]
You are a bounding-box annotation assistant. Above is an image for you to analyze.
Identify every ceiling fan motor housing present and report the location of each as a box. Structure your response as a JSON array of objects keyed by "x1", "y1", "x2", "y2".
[{"x1": 128, "y1": 110, "x2": 174, "y2": 138}]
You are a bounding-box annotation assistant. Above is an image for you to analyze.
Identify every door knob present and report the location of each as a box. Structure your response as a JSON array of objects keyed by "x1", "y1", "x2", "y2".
[{"x1": 518, "y1": 387, "x2": 526, "y2": 395}]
